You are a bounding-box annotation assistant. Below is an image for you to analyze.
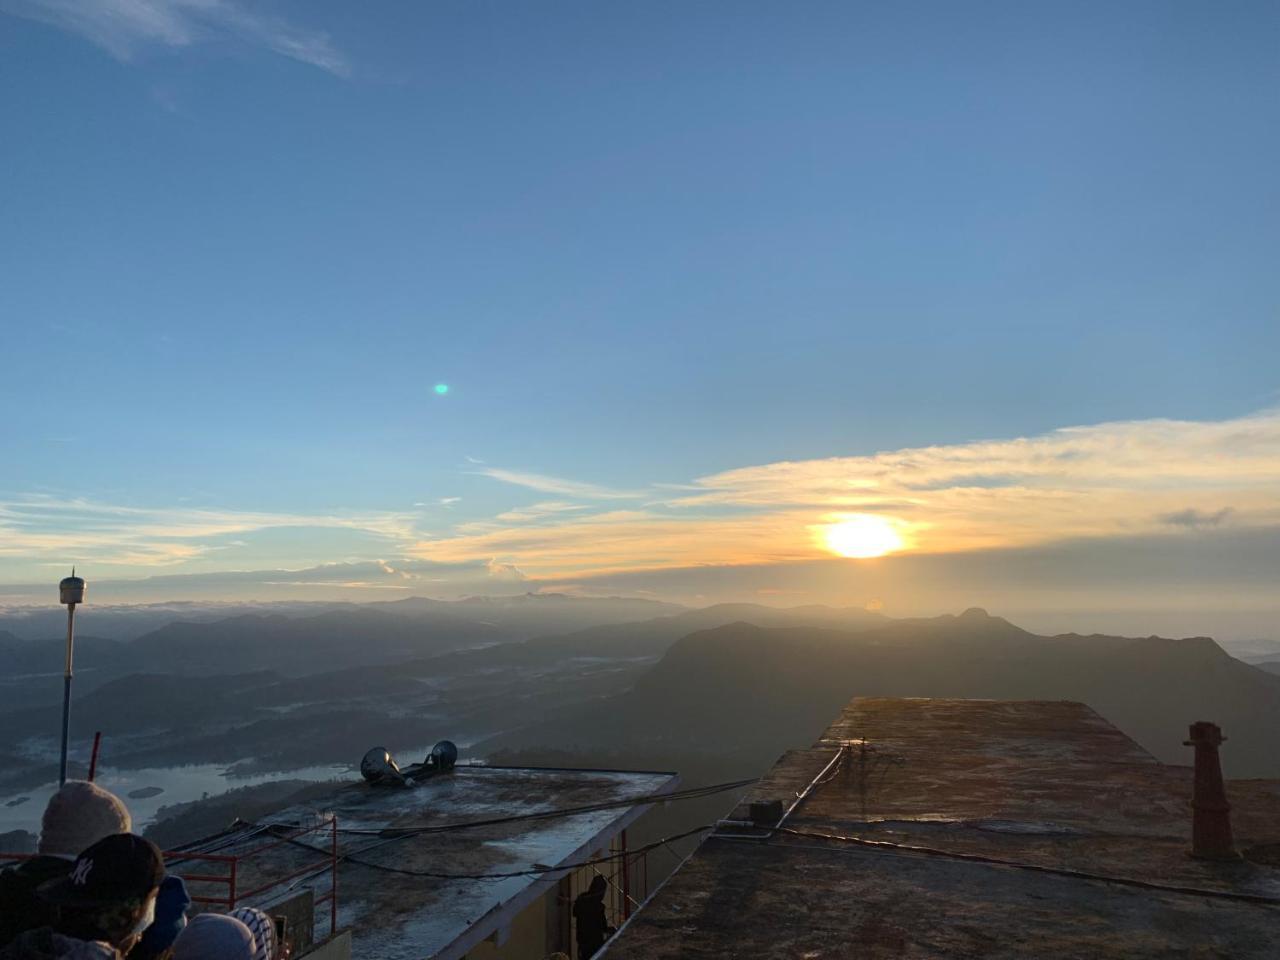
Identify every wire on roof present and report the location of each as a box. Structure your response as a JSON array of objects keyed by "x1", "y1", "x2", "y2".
[
  {"x1": 296, "y1": 824, "x2": 716, "y2": 882},
  {"x1": 258, "y1": 776, "x2": 755, "y2": 889},
  {"x1": 748, "y1": 826, "x2": 1280, "y2": 908},
  {"x1": 320, "y1": 777, "x2": 759, "y2": 838}
]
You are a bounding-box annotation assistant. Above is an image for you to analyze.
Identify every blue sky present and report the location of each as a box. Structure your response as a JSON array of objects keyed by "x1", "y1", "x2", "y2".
[{"x1": 2, "y1": 1, "x2": 1279, "y2": 634}]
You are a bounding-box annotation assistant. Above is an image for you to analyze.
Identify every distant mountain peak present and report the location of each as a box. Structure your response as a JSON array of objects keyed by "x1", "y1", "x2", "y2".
[{"x1": 959, "y1": 607, "x2": 991, "y2": 620}]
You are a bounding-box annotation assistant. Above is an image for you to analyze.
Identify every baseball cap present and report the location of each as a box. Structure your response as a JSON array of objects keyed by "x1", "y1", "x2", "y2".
[{"x1": 39, "y1": 833, "x2": 164, "y2": 907}]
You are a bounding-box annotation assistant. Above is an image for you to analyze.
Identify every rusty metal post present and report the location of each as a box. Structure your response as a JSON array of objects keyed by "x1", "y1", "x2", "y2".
[
  {"x1": 330, "y1": 817, "x2": 338, "y2": 937},
  {"x1": 1184, "y1": 721, "x2": 1238, "y2": 860},
  {"x1": 87, "y1": 732, "x2": 102, "y2": 783}
]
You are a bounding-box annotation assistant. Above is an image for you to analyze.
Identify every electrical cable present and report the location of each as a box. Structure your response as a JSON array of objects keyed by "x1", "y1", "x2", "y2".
[
  {"x1": 320, "y1": 777, "x2": 757, "y2": 838},
  {"x1": 660, "y1": 841, "x2": 687, "y2": 864},
  {"x1": 248, "y1": 777, "x2": 753, "y2": 889},
  {"x1": 284, "y1": 824, "x2": 715, "y2": 882},
  {"x1": 750, "y1": 826, "x2": 1280, "y2": 907},
  {"x1": 162, "y1": 822, "x2": 275, "y2": 865}
]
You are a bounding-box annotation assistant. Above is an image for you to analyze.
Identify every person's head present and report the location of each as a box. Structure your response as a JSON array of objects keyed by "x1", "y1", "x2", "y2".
[
  {"x1": 135, "y1": 875, "x2": 193, "y2": 956},
  {"x1": 38, "y1": 780, "x2": 132, "y2": 857},
  {"x1": 39, "y1": 833, "x2": 163, "y2": 948},
  {"x1": 227, "y1": 907, "x2": 277, "y2": 960},
  {"x1": 171, "y1": 914, "x2": 256, "y2": 960},
  {"x1": 588, "y1": 875, "x2": 608, "y2": 897}
]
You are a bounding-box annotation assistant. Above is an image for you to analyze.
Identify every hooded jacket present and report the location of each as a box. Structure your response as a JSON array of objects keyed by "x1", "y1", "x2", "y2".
[
  {"x1": 572, "y1": 880, "x2": 610, "y2": 955},
  {"x1": 129, "y1": 876, "x2": 191, "y2": 960},
  {"x1": 0, "y1": 857, "x2": 72, "y2": 947},
  {"x1": 0, "y1": 929, "x2": 121, "y2": 960}
]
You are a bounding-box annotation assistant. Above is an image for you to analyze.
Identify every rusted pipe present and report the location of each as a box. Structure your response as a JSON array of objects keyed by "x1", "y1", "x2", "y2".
[
  {"x1": 87, "y1": 732, "x2": 102, "y2": 782},
  {"x1": 1184, "y1": 721, "x2": 1238, "y2": 860}
]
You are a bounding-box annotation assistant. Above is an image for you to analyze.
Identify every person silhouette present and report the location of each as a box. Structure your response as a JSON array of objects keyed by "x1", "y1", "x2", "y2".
[{"x1": 572, "y1": 876, "x2": 615, "y2": 960}]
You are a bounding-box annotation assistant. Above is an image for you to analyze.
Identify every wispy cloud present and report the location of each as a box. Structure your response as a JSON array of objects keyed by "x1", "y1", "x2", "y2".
[
  {"x1": 0, "y1": 557, "x2": 529, "y2": 605},
  {"x1": 414, "y1": 409, "x2": 1280, "y2": 575},
  {"x1": 1, "y1": 0, "x2": 349, "y2": 75},
  {"x1": 8, "y1": 410, "x2": 1280, "y2": 592},
  {"x1": 1160, "y1": 507, "x2": 1234, "y2": 529},
  {"x1": 494, "y1": 501, "x2": 589, "y2": 523},
  {"x1": 0, "y1": 495, "x2": 415, "y2": 567},
  {"x1": 413, "y1": 508, "x2": 816, "y2": 576},
  {"x1": 477, "y1": 467, "x2": 644, "y2": 501}
]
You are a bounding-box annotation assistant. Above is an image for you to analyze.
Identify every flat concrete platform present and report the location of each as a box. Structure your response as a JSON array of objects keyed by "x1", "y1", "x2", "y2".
[
  {"x1": 174, "y1": 764, "x2": 677, "y2": 960},
  {"x1": 602, "y1": 698, "x2": 1280, "y2": 959}
]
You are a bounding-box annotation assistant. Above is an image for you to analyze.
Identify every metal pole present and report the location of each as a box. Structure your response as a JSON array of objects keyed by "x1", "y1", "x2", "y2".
[
  {"x1": 621, "y1": 829, "x2": 631, "y2": 920},
  {"x1": 58, "y1": 603, "x2": 76, "y2": 786}
]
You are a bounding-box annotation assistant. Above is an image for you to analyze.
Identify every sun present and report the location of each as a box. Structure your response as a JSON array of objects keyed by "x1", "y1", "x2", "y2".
[{"x1": 822, "y1": 515, "x2": 904, "y2": 559}]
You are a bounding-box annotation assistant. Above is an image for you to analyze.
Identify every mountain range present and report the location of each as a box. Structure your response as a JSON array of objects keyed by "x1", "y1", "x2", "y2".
[
  {"x1": 483, "y1": 607, "x2": 1280, "y2": 779},
  {"x1": 0, "y1": 593, "x2": 682, "y2": 644},
  {"x1": 3, "y1": 598, "x2": 1279, "y2": 826}
]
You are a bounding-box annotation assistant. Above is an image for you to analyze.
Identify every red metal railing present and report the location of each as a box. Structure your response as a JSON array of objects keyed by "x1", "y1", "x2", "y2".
[
  {"x1": 1, "y1": 817, "x2": 338, "y2": 939},
  {"x1": 169, "y1": 818, "x2": 339, "y2": 938}
]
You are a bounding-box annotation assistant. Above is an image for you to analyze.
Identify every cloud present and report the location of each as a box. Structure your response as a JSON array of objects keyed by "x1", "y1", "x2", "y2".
[
  {"x1": 660, "y1": 409, "x2": 1280, "y2": 552},
  {"x1": 513, "y1": 526, "x2": 1280, "y2": 643},
  {"x1": 477, "y1": 467, "x2": 644, "y2": 500},
  {"x1": 1160, "y1": 507, "x2": 1234, "y2": 529},
  {"x1": 8, "y1": 410, "x2": 1280, "y2": 610},
  {"x1": 677, "y1": 411, "x2": 1280, "y2": 507},
  {"x1": 0, "y1": 557, "x2": 530, "y2": 606},
  {"x1": 493, "y1": 501, "x2": 589, "y2": 523},
  {"x1": 485, "y1": 559, "x2": 525, "y2": 581},
  {"x1": 413, "y1": 409, "x2": 1280, "y2": 575},
  {"x1": 1, "y1": 0, "x2": 348, "y2": 75},
  {"x1": 0, "y1": 495, "x2": 417, "y2": 567},
  {"x1": 415, "y1": 507, "x2": 831, "y2": 576}
]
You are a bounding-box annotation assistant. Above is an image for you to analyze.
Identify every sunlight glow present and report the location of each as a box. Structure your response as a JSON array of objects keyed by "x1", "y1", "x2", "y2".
[{"x1": 822, "y1": 514, "x2": 904, "y2": 559}]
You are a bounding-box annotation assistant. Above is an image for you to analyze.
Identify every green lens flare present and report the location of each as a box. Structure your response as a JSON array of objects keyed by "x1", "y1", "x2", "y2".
[{"x1": 434, "y1": 384, "x2": 449, "y2": 395}]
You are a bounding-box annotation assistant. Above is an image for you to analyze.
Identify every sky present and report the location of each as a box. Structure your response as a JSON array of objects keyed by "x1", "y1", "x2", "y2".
[{"x1": 1, "y1": 1, "x2": 1278, "y2": 638}]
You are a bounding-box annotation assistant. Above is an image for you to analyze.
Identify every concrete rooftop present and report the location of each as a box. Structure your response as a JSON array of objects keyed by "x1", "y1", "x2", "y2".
[
  {"x1": 602, "y1": 698, "x2": 1280, "y2": 959},
  {"x1": 176, "y1": 763, "x2": 677, "y2": 960}
]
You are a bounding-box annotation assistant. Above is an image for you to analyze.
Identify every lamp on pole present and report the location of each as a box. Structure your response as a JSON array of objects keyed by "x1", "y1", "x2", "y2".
[{"x1": 58, "y1": 568, "x2": 85, "y2": 786}]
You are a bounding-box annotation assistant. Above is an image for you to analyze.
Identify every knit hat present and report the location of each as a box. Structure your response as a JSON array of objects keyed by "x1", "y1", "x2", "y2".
[
  {"x1": 229, "y1": 907, "x2": 277, "y2": 960},
  {"x1": 172, "y1": 914, "x2": 256, "y2": 960},
  {"x1": 38, "y1": 781, "x2": 132, "y2": 857}
]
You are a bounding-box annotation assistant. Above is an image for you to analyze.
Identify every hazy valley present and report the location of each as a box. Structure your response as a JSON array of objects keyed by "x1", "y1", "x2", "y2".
[{"x1": 2, "y1": 595, "x2": 1278, "y2": 852}]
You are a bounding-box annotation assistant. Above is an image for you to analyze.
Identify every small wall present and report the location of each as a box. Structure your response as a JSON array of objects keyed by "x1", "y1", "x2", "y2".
[
  {"x1": 464, "y1": 893, "x2": 548, "y2": 960},
  {"x1": 296, "y1": 931, "x2": 352, "y2": 960}
]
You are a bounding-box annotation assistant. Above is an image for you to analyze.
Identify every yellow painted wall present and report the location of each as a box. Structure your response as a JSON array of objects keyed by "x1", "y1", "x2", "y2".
[{"x1": 464, "y1": 888, "x2": 548, "y2": 960}]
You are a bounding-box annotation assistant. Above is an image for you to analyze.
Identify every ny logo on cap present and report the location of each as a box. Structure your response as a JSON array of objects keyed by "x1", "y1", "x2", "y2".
[{"x1": 70, "y1": 859, "x2": 94, "y2": 886}]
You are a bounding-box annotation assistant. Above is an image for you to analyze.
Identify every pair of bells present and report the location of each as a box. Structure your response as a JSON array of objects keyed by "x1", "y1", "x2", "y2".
[{"x1": 361, "y1": 740, "x2": 458, "y2": 785}]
